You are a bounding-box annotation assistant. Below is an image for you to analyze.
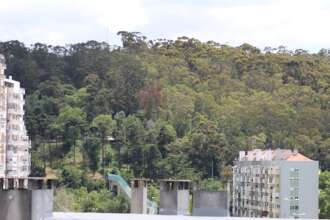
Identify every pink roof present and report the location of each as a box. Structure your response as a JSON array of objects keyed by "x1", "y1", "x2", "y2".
[{"x1": 286, "y1": 153, "x2": 312, "y2": 161}]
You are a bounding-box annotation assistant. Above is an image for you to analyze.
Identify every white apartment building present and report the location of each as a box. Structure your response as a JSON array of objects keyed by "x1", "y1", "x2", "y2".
[
  {"x1": 0, "y1": 54, "x2": 31, "y2": 178},
  {"x1": 232, "y1": 149, "x2": 319, "y2": 219}
]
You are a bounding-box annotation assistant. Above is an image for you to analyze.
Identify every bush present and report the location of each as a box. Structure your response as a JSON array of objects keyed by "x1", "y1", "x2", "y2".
[
  {"x1": 54, "y1": 188, "x2": 76, "y2": 211},
  {"x1": 54, "y1": 187, "x2": 130, "y2": 213},
  {"x1": 60, "y1": 166, "x2": 84, "y2": 188},
  {"x1": 83, "y1": 178, "x2": 107, "y2": 191},
  {"x1": 198, "y1": 178, "x2": 225, "y2": 191},
  {"x1": 74, "y1": 187, "x2": 129, "y2": 212}
]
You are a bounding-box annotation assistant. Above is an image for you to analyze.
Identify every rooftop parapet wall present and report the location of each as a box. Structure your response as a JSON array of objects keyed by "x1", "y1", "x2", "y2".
[
  {"x1": 238, "y1": 149, "x2": 312, "y2": 161},
  {"x1": 192, "y1": 190, "x2": 228, "y2": 216},
  {"x1": 0, "y1": 177, "x2": 56, "y2": 190}
]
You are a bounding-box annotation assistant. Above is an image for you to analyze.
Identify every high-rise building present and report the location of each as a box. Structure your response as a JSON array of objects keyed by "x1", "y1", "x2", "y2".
[
  {"x1": 0, "y1": 54, "x2": 31, "y2": 178},
  {"x1": 232, "y1": 149, "x2": 319, "y2": 219}
]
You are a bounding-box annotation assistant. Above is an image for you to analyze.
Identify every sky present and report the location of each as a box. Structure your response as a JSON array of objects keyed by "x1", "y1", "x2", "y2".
[{"x1": 0, "y1": 0, "x2": 329, "y2": 52}]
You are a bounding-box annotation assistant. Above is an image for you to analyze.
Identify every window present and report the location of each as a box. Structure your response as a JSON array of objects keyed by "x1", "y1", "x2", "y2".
[
  {"x1": 289, "y1": 168, "x2": 300, "y2": 216},
  {"x1": 5, "y1": 82, "x2": 13, "y2": 87}
]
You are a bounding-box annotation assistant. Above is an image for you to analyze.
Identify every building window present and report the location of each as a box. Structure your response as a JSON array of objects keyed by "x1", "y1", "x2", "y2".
[{"x1": 289, "y1": 168, "x2": 300, "y2": 217}]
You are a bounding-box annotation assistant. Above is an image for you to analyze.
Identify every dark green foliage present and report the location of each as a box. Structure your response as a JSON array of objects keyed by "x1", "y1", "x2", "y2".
[
  {"x1": 77, "y1": 189, "x2": 129, "y2": 213},
  {"x1": 107, "y1": 53, "x2": 147, "y2": 114},
  {"x1": 198, "y1": 178, "x2": 225, "y2": 191},
  {"x1": 83, "y1": 136, "x2": 101, "y2": 173},
  {"x1": 320, "y1": 171, "x2": 330, "y2": 219},
  {"x1": 61, "y1": 166, "x2": 84, "y2": 188},
  {"x1": 54, "y1": 187, "x2": 129, "y2": 213},
  {"x1": 157, "y1": 123, "x2": 176, "y2": 157}
]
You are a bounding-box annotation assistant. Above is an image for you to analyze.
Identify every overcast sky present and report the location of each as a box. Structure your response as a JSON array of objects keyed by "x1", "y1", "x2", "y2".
[{"x1": 0, "y1": 0, "x2": 329, "y2": 52}]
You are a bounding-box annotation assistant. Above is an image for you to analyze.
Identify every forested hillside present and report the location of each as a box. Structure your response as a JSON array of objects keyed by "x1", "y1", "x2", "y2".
[{"x1": 0, "y1": 32, "x2": 329, "y2": 214}]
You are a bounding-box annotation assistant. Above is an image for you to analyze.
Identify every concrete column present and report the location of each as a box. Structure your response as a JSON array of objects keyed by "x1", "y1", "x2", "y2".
[
  {"x1": 159, "y1": 180, "x2": 191, "y2": 215},
  {"x1": 130, "y1": 178, "x2": 148, "y2": 214},
  {"x1": 0, "y1": 177, "x2": 55, "y2": 220},
  {"x1": 31, "y1": 189, "x2": 54, "y2": 220},
  {"x1": 0, "y1": 190, "x2": 31, "y2": 220}
]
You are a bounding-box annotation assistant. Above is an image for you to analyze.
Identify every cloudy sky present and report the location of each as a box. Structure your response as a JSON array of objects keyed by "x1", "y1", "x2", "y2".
[{"x1": 0, "y1": 0, "x2": 329, "y2": 52}]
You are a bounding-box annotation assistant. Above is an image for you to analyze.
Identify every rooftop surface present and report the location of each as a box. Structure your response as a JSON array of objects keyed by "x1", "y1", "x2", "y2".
[
  {"x1": 286, "y1": 153, "x2": 312, "y2": 161},
  {"x1": 238, "y1": 149, "x2": 313, "y2": 161},
  {"x1": 52, "y1": 213, "x2": 318, "y2": 220},
  {"x1": 159, "y1": 179, "x2": 192, "y2": 182}
]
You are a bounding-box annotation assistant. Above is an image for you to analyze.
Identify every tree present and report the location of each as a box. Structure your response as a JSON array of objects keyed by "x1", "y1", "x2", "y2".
[
  {"x1": 61, "y1": 166, "x2": 84, "y2": 188},
  {"x1": 117, "y1": 31, "x2": 147, "y2": 51},
  {"x1": 157, "y1": 123, "x2": 176, "y2": 157},
  {"x1": 56, "y1": 107, "x2": 87, "y2": 164},
  {"x1": 91, "y1": 114, "x2": 115, "y2": 172},
  {"x1": 65, "y1": 41, "x2": 111, "y2": 87},
  {"x1": 189, "y1": 114, "x2": 227, "y2": 178},
  {"x1": 123, "y1": 115, "x2": 145, "y2": 176},
  {"x1": 138, "y1": 84, "x2": 162, "y2": 119},
  {"x1": 162, "y1": 85, "x2": 196, "y2": 137},
  {"x1": 107, "y1": 53, "x2": 147, "y2": 114},
  {"x1": 112, "y1": 111, "x2": 127, "y2": 168},
  {"x1": 320, "y1": 171, "x2": 330, "y2": 219},
  {"x1": 83, "y1": 136, "x2": 101, "y2": 173}
]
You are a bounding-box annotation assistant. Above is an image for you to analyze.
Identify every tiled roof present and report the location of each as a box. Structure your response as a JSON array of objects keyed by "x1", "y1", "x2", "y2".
[
  {"x1": 286, "y1": 153, "x2": 312, "y2": 161},
  {"x1": 239, "y1": 149, "x2": 314, "y2": 161}
]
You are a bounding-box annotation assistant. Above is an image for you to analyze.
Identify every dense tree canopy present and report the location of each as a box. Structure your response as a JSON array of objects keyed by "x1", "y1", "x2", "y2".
[{"x1": 1, "y1": 32, "x2": 329, "y2": 216}]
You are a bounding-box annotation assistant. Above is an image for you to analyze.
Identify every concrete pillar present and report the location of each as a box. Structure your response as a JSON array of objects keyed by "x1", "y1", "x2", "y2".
[
  {"x1": 130, "y1": 178, "x2": 148, "y2": 214},
  {"x1": 159, "y1": 180, "x2": 191, "y2": 215},
  {"x1": 0, "y1": 177, "x2": 55, "y2": 220},
  {"x1": 0, "y1": 190, "x2": 31, "y2": 220},
  {"x1": 192, "y1": 190, "x2": 228, "y2": 216},
  {"x1": 31, "y1": 189, "x2": 54, "y2": 220}
]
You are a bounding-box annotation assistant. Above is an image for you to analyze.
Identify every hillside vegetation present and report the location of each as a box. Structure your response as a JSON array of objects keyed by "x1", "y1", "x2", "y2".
[{"x1": 0, "y1": 32, "x2": 329, "y2": 215}]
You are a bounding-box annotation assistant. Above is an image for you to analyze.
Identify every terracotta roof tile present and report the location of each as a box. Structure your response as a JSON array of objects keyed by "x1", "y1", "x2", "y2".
[{"x1": 286, "y1": 153, "x2": 312, "y2": 161}]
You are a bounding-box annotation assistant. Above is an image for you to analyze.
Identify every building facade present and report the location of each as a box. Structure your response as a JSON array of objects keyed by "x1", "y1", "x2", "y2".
[
  {"x1": 0, "y1": 54, "x2": 31, "y2": 178},
  {"x1": 232, "y1": 149, "x2": 318, "y2": 219}
]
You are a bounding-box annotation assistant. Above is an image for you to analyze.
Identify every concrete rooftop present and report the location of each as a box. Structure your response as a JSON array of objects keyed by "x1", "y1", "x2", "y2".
[{"x1": 53, "y1": 212, "x2": 318, "y2": 220}]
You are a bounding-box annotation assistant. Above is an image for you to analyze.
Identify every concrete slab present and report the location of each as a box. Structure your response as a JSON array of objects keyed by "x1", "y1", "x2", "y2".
[{"x1": 52, "y1": 212, "x2": 319, "y2": 220}]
